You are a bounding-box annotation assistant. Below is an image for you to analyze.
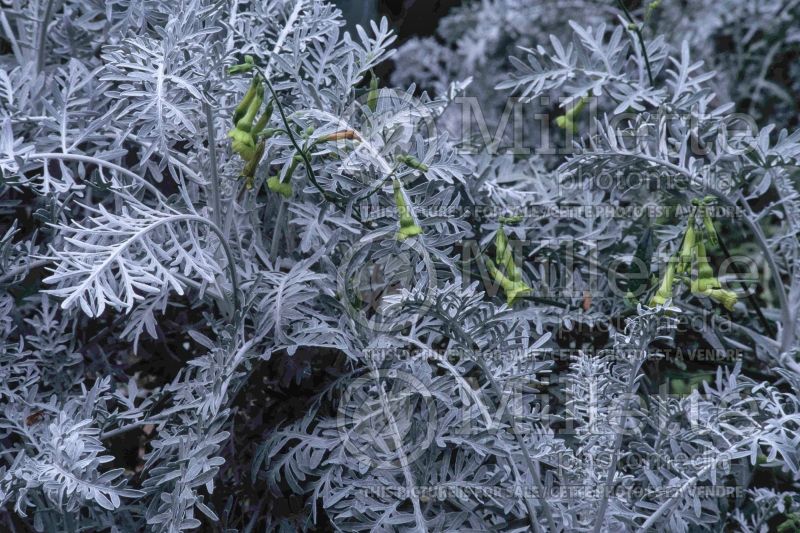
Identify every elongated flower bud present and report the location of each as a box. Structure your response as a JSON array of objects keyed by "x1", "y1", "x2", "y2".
[
  {"x1": 251, "y1": 100, "x2": 273, "y2": 137},
  {"x1": 267, "y1": 176, "x2": 292, "y2": 198},
  {"x1": 367, "y1": 74, "x2": 379, "y2": 112},
  {"x1": 649, "y1": 258, "x2": 676, "y2": 307},
  {"x1": 393, "y1": 179, "x2": 422, "y2": 240},
  {"x1": 240, "y1": 140, "x2": 265, "y2": 189},
  {"x1": 495, "y1": 226, "x2": 519, "y2": 281},
  {"x1": 236, "y1": 82, "x2": 264, "y2": 132},
  {"x1": 709, "y1": 288, "x2": 737, "y2": 311},
  {"x1": 396, "y1": 154, "x2": 429, "y2": 172},
  {"x1": 486, "y1": 258, "x2": 532, "y2": 305},
  {"x1": 677, "y1": 220, "x2": 695, "y2": 273},
  {"x1": 267, "y1": 153, "x2": 304, "y2": 197},
  {"x1": 556, "y1": 96, "x2": 587, "y2": 133},
  {"x1": 227, "y1": 55, "x2": 255, "y2": 75},
  {"x1": 228, "y1": 128, "x2": 256, "y2": 160},
  {"x1": 555, "y1": 115, "x2": 574, "y2": 133},
  {"x1": 701, "y1": 205, "x2": 718, "y2": 246},
  {"x1": 233, "y1": 77, "x2": 259, "y2": 124},
  {"x1": 319, "y1": 130, "x2": 360, "y2": 143},
  {"x1": 257, "y1": 128, "x2": 279, "y2": 140},
  {"x1": 693, "y1": 240, "x2": 720, "y2": 293}
]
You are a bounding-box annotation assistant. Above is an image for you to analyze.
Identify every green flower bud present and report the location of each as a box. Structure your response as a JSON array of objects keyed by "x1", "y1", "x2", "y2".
[
  {"x1": 709, "y1": 288, "x2": 737, "y2": 311},
  {"x1": 232, "y1": 77, "x2": 259, "y2": 124},
  {"x1": 556, "y1": 96, "x2": 587, "y2": 134},
  {"x1": 649, "y1": 259, "x2": 676, "y2": 307},
  {"x1": 240, "y1": 140, "x2": 265, "y2": 189},
  {"x1": 677, "y1": 221, "x2": 695, "y2": 273},
  {"x1": 228, "y1": 128, "x2": 256, "y2": 160},
  {"x1": 505, "y1": 280, "x2": 532, "y2": 305},
  {"x1": 227, "y1": 55, "x2": 255, "y2": 75},
  {"x1": 555, "y1": 114, "x2": 573, "y2": 132},
  {"x1": 392, "y1": 179, "x2": 422, "y2": 241},
  {"x1": 396, "y1": 154, "x2": 429, "y2": 172},
  {"x1": 486, "y1": 258, "x2": 532, "y2": 305},
  {"x1": 692, "y1": 240, "x2": 720, "y2": 293},
  {"x1": 397, "y1": 222, "x2": 423, "y2": 240},
  {"x1": 701, "y1": 205, "x2": 718, "y2": 246},
  {"x1": 257, "y1": 128, "x2": 279, "y2": 140},
  {"x1": 495, "y1": 226, "x2": 519, "y2": 281},
  {"x1": 236, "y1": 82, "x2": 264, "y2": 132},
  {"x1": 251, "y1": 100, "x2": 274, "y2": 137},
  {"x1": 367, "y1": 73, "x2": 379, "y2": 112},
  {"x1": 571, "y1": 96, "x2": 587, "y2": 115},
  {"x1": 267, "y1": 176, "x2": 293, "y2": 198}
]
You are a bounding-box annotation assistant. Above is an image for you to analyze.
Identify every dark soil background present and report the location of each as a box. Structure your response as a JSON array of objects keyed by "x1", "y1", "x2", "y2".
[{"x1": 337, "y1": 0, "x2": 463, "y2": 40}]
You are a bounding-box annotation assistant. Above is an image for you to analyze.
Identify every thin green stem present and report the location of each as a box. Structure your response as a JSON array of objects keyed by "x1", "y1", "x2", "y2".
[
  {"x1": 616, "y1": 0, "x2": 654, "y2": 86},
  {"x1": 248, "y1": 65, "x2": 364, "y2": 224},
  {"x1": 253, "y1": 67, "x2": 335, "y2": 201}
]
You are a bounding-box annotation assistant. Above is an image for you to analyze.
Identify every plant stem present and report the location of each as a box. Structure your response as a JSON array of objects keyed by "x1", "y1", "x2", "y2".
[
  {"x1": 204, "y1": 218, "x2": 240, "y2": 314},
  {"x1": 732, "y1": 192, "x2": 793, "y2": 352},
  {"x1": 616, "y1": 0, "x2": 655, "y2": 86},
  {"x1": 203, "y1": 100, "x2": 223, "y2": 229},
  {"x1": 36, "y1": 0, "x2": 55, "y2": 74},
  {"x1": 368, "y1": 362, "x2": 429, "y2": 533},
  {"x1": 270, "y1": 199, "x2": 287, "y2": 259},
  {"x1": 592, "y1": 356, "x2": 645, "y2": 533},
  {"x1": 100, "y1": 419, "x2": 159, "y2": 440},
  {"x1": 248, "y1": 65, "x2": 364, "y2": 224},
  {"x1": 438, "y1": 314, "x2": 557, "y2": 533}
]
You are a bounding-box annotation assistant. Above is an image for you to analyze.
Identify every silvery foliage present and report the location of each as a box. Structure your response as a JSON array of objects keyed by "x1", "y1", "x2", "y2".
[
  {"x1": 392, "y1": 0, "x2": 800, "y2": 144},
  {"x1": 0, "y1": 0, "x2": 799, "y2": 531}
]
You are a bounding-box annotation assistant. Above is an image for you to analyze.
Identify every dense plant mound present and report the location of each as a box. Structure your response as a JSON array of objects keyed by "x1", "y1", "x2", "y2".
[{"x1": 1, "y1": 0, "x2": 800, "y2": 531}]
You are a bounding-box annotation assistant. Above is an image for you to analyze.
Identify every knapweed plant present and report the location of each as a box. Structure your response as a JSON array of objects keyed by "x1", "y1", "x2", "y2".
[{"x1": 1, "y1": 0, "x2": 800, "y2": 531}]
